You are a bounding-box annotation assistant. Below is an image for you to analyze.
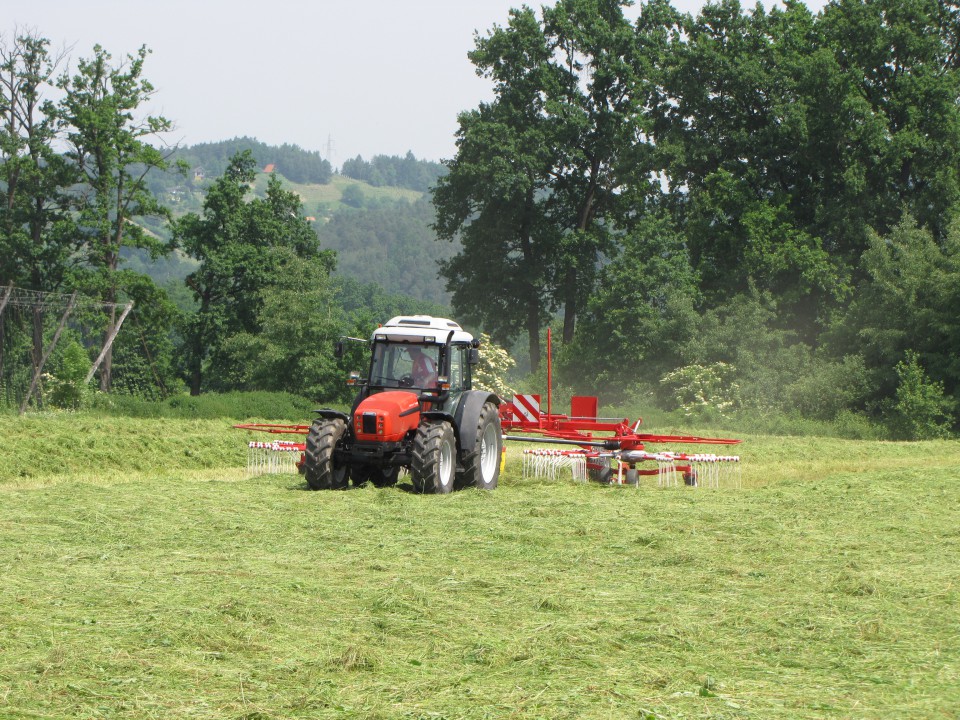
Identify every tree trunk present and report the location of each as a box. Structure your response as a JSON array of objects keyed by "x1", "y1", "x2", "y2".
[
  {"x1": 189, "y1": 353, "x2": 202, "y2": 396},
  {"x1": 527, "y1": 305, "x2": 541, "y2": 375},
  {"x1": 189, "y1": 292, "x2": 211, "y2": 396},
  {"x1": 562, "y1": 266, "x2": 577, "y2": 344},
  {"x1": 561, "y1": 158, "x2": 599, "y2": 346},
  {"x1": 99, "y1": 231, "x2": 121, "y2": 391},
  {"x1": 100, "y1": 300, "x2": 116, "y2": 392},
  {"x1": 519, "y1": 184, "x2": 542, "y2": 372},
  {"x1": 31, "y1": 305, "x2": 44, "y2": 406}
]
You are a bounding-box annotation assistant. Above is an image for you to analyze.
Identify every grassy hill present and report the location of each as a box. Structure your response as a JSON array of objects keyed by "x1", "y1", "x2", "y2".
[
  {"x1": 252, "y1": 172, "x2": 423, "y2": 220},
  {"x1": 131, "y1": 170, "x2": 435, "y2": 296},
  {"x1": 1, "y1": 410, "x2": 958, "y2": 719}
]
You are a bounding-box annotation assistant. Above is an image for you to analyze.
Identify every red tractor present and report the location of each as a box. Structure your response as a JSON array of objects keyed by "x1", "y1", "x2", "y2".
[{"x1": 304, "y1": 316, "x2": 503, "y2": 493}]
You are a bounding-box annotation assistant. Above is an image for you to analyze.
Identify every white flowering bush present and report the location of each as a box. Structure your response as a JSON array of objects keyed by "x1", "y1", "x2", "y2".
[
  {"x1": 472, "y1": 333, "x2": 516, "y2": 399},
  {"x1": 660, "y1": 362, "x2": 740, "y2": 419}
]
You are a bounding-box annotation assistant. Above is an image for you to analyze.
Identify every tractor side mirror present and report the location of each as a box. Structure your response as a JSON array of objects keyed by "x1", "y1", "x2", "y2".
[
  {"x1": 468, "y1": 348, "x2": 480, "y2": 365},
  {"x1": 334, "y1": 341, "x2": 344, "y2": 359}
]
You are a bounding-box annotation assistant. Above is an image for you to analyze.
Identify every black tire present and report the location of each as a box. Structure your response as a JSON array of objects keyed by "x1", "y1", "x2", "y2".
[
  {"x1": 457, "y1": 401, "x2": 502, "y2": 490},
  {"x1": 303, "y1": 418, "x2": 349, "y2": 490},
  {"x1": 410, "y1": 421, "x2": 456, "y2": 494},
  {"x1": 351, "y1": 465, "x2": 400, "y2": 488},
  {"x1": 626, "y1": 468, "x2": 639, "y2": 486}
]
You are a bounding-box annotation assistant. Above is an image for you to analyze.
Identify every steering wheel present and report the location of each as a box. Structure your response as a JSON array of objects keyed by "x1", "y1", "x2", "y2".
[{"x1": 399, "y1": 375, "x2": 414, "y2": 388}]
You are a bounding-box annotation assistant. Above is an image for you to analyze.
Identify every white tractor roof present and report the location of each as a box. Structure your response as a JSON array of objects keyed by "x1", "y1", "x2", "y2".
[{"x1": 372, "y1": 316, "x2": 474, "y2": 345}]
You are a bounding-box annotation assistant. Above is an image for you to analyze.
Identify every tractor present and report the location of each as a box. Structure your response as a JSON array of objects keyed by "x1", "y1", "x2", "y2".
[{"x1": 304, "y1": 315, "x2": 503, "y2": 493}]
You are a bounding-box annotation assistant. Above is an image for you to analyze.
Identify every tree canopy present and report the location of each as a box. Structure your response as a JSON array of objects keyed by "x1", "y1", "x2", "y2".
[{"x1": 433, "y1": 0, "x2": 960, "y2": 433}]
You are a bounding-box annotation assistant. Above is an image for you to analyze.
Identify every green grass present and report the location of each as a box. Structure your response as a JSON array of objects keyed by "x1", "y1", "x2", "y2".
[{"x1": 1, "y1": 413, "x2": 958, "y2": 719}]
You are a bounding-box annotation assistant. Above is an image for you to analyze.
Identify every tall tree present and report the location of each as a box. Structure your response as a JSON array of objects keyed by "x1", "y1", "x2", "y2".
[
  {"x1": 645, "y1": 0, "x2": 960, "y2": 324},
  {"x1": 176, "y1": 152, "x2": 335, "y2": 394},
  {"x1": 434, "y1": 6, "x2": 564, "y2": 371},
  {"x1": 541, "y1": 0, "x2": 651, "y2": 342},
  {"x1": 58, "y1": 44, "x2": 174, "y2": 391},
  {"x1": 648, "y1": 0, "x2": 844, "y2": 317},
  {"x1": 0, "y1": 31, "x2": 79, "y2": 373},
  {"x1": 435, "y1": 1, "x2": 647, "y2": 366}
]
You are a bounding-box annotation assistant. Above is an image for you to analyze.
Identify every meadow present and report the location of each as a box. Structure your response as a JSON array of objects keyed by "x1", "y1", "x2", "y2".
[{"x1": 0, "y1": 412, "x2": 958, "y2": 719}]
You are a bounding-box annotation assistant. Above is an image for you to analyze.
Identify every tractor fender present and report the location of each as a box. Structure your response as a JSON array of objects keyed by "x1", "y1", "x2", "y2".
[
  {"x1": 420, "y1": 410, "x2": 460, "y2": 446},
  {"x1": 314, "y1": 408, "x2": 350, "y2": 423},
  {"x1": 453, "y1": 391, "x2": 501, "y2": 456}
]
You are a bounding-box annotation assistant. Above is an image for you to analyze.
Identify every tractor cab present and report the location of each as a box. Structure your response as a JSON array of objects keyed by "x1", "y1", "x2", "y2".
[{"x1": 362, "y1": 316, "x2": 477, "y2": 414}]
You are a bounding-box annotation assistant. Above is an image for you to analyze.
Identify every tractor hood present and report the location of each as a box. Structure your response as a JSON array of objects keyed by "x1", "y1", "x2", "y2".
[{"x1": 353, "y1": 391, "x2": 421, "y2": 443}]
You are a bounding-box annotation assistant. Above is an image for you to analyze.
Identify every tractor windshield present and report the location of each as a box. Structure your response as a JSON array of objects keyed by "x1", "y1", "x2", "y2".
[{"x1": 369, "y1": 342, "x2": 441, "y2": 390}]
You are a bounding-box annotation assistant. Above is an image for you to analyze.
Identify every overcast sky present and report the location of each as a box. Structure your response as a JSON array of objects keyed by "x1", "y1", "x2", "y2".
[{"x1": 8, "y1": 0, "x2": 827, "y2": 166}]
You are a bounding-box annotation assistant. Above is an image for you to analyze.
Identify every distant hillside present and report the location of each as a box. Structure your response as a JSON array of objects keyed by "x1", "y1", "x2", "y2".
[
  {"x1": 316, "y1": 195, "x2": 457, "y2": 306},
  {"x1": 134, "y1": 163, "x2": 453, "y2": 307},
  {"x1": 254, "y1": 173, "x2": 422, "y2": 221},
  {"x1": 175, "y1": 137, "x2": 333, "y2": 184},
  {"x1": 341, "y1": 151, "x2": 446, "y2": 192}
]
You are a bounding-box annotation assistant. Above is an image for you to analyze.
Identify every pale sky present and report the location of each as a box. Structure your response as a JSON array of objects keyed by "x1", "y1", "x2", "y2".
[{"x1": 7, "y1": 0, "x2": 827, "y2": 166}]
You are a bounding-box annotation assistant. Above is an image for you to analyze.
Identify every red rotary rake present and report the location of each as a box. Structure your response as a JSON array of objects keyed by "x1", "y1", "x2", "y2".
[
  {"x1": 499, "y1": 329, "x2": 742, "y2": 488},
  {"x1": 500, "y1": 393, "x2": 741, "y2": 487}
]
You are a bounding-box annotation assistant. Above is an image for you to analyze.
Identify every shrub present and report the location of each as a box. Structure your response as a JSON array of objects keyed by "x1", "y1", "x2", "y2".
[
  {"x1": 886, "y1": 351, "x2": 953, "y2": 440},
  {"x1": 784, "y1": 354, "x2": 872, "y2": 420},
  {"x1": 44, "y1": 341, "x2": 93, "y2": 410},
  {"x1": 89, "y1": 390, "x2": 318, "y2": 420}
]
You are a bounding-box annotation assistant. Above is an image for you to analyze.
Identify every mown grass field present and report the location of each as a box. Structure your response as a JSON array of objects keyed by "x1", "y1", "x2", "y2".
[{"x1": 1, "y1": 414, "x2": 958, "y2": 719}]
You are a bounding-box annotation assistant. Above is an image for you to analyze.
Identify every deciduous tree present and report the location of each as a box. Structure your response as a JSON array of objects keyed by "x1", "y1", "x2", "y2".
[
  {"x1": 176, "y1": 151, "x2": 336, "y2": 394},
  {"x1": 0, "y1": 31, "x2": 79, "y2": 373},
  {"x1": 58, "y1": 44, "x2": 174, "y2": 390}
]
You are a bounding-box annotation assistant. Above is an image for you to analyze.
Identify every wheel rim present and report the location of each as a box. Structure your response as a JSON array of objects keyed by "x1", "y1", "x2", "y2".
[
  {"x1": 439, "y1": 435, "x2": 454, "y2": 489},
  {"x1": 479, "y1": 422, "x2": 498, "y2": 482}
]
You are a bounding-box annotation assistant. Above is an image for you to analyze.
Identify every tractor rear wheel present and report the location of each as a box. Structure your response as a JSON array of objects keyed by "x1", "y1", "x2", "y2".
[
  {"x1": 410, "y1": 421, "x2": 456, "y2": 494},
  {"x1": 352, "y1": 465, "x2": 400, "y2": 488},
  {"x1": 457, "y1": 401, "x2": 502, "y2": 490},
  {"x1": 304, "y1": 418, "x2": 349, "y2": 490}
]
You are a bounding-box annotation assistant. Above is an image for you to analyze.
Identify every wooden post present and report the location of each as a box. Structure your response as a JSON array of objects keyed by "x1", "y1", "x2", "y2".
[
  {"x1": 19, "y1": 291, "x2": 77, "y2": 415},
  {"x1": 85, "y1": 301, "x2": 134, "y2": 385}
]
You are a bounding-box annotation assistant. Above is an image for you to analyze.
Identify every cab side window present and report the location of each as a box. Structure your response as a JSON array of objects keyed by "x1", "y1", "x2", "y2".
[{"x1": 449, "y1": 345, "x2": 466, "y2": 392}]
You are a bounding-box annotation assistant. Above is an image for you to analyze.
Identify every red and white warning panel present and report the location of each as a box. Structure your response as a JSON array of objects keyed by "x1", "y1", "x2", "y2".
[{"x1": 508, "y1": 394, "x2": 541, "y2": 423}]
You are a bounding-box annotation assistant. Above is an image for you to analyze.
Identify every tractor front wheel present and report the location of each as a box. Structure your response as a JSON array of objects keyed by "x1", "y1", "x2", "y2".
[
  {"x1": 304, "y1": 418, "x2": 349, "y2": 490},
  {"x1": 457, "y1": 401, "x2": 502, "y2": 490},
  {"x1": 411, "y1": 421, "x2": 456, "y2": 494}
]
